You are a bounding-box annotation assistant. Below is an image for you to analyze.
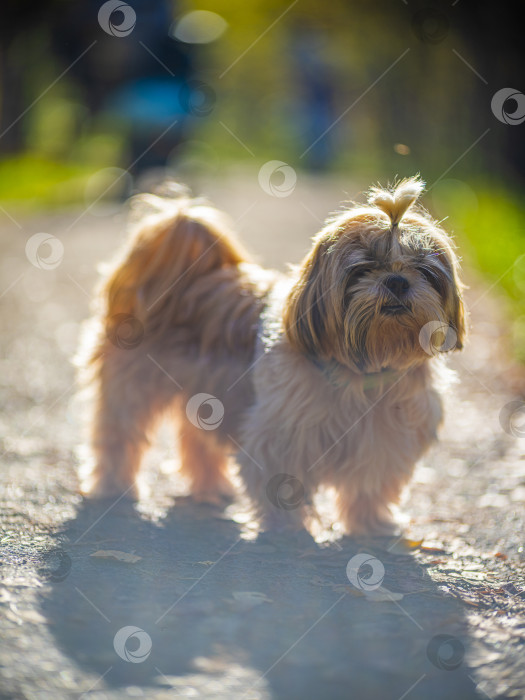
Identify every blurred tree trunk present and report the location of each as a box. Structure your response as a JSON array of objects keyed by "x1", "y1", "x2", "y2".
[
  {"x1": 454, "y1": 2, "x2": 525, "y2": 182},
  {"x1": 1, "y1": 0, "x2": 58, "y2": 155},
  {"x1": 0, "y1": 40, "x2": 26, "y2": 153}
]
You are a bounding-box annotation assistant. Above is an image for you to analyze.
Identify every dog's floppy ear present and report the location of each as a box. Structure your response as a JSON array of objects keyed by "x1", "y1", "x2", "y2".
[
  {"x1": 283, "y1": 239, "x2": 334, "y2": 360},
  {"x1": 439, "y1": 239, "x2": 467, "y2": 351},
  {"x1": 447, "y1": 278, "x2": 467, "y2": 351}
]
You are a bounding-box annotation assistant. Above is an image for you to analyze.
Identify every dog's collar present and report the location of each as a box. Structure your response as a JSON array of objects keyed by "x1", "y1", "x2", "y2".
[
  {"x1": 311, "y1": 358, "x2": 400, "y2": 391},
  {"x1": 256, "y1": 289, "x2": 400, "y2": 391}
]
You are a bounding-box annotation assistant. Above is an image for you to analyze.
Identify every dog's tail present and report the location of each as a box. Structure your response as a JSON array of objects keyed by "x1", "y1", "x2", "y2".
[{"x1": 97, "y1": 190, "x2": 249, "y2": 328}]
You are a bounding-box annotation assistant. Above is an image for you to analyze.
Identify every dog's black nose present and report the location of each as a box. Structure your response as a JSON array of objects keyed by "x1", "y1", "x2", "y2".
[{"x1": 383, "y1": 274, "x2": 410, "y2": 297}]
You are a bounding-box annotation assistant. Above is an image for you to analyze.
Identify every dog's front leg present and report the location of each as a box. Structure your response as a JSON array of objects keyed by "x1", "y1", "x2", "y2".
[{"x1": 236, "y1": 429, "x2": 312, "y2": 531}]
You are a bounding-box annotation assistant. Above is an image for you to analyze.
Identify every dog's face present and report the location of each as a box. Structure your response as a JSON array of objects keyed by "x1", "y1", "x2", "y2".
[{"x1": 284, "y1": 183, "x2": 466, "y2": 373}]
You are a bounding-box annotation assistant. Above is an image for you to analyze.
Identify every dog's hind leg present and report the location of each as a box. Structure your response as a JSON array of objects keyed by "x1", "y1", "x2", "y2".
[
  {"x1": 178, "y1": 421, "x2": 234, "y2": 505},
  {"x1": 83, "y1": 348, "x2": 180, "y2": 499}
]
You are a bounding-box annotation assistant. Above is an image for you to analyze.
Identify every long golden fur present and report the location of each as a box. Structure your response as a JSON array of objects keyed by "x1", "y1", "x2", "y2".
[{"x1": 78, "y1": 177, "x2": 466, "y2": 535}]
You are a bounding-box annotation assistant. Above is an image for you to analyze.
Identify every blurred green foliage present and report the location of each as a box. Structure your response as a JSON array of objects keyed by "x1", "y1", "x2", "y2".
[
  {"x1": 434, "y1": 181, "x2": 525, "y2": 362},
  {"x1": 0, "y1": 155, "x2": 93, "y2": 206}
]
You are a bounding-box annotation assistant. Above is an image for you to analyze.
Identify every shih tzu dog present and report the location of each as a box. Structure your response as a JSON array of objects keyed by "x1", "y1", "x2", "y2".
[{"x1": 78, "y1": 177, "x2": 466, "y2": 535}]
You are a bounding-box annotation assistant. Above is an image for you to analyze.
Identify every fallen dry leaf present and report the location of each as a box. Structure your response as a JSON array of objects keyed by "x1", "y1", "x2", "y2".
[
  {"x1": 332, "y1": 584, "x2": 364, "y2": 597},
  {"x1": 90, "y1": 550, "x2": 142, "y2": 563},
  {"x1": 364, "y1": 586, "x2": 405, "y2": 603},
  {"x1": 232, "y1": 591, "x2": 273, "y2": 610},
  {"x1": 387, "y1": 538, "x2": 424, "y2": 555},
  {"x1": 419, "y1": 545, "x2": 447, "y2": 555}
]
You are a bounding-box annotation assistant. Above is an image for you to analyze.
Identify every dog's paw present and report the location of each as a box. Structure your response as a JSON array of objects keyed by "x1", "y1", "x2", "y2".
[
  {"x1": 80, "y1": 475, "x2": 138, "y2": 501},
  {"x1": 191, "y1": 478, "x2": 236, "y2": 506},
  {"x1": 190, "y1": 491, "x2": 230, "y2": 507},
  {"x1": 353, "y1": 518, "x2": 401, "y2": 538},
  {"x1": 260, "y1": 509, "x2": 305, "y2": 533}
]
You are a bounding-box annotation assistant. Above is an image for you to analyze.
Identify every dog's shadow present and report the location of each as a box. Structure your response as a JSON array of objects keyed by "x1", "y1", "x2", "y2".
[{"x1": 40, "y1": 499, "x2": 482, "y2": 699}]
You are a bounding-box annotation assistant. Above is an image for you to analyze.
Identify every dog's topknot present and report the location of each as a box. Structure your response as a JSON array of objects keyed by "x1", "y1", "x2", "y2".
[{"x1": 368, "y1": 177, "x2": 425, "y2": 227}]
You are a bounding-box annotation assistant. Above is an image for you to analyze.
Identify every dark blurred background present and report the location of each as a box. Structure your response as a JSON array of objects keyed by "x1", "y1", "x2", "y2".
[{"x1": 1, "y1": 0, "x2": 524, "y2": 355}]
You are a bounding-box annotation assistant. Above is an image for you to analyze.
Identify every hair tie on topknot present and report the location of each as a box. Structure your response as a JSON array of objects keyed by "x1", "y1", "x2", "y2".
[{"x1": 368, "y1": 176, "x2": 425, "y2": 228}]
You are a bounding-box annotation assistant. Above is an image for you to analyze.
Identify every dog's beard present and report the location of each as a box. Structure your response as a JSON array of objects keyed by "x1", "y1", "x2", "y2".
[{"x1": 343, "y1": 278, "x2": 449, "y2": 372}]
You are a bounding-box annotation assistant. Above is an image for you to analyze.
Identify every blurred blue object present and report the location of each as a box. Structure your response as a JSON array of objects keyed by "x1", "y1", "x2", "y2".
[{"x1": 105, "y1": 78, "x2": 188, "y2": 129}]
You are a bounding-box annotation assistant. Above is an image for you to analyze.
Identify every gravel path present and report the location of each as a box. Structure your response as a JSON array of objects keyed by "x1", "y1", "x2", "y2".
[{"x1": 1, "y1": 173, "x2": 524, "y2": 699}]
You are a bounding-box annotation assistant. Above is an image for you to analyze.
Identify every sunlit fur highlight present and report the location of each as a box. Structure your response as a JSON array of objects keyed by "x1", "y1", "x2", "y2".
[{"x1": 78, "y1": 177, "x2": 466, "y2": 535}]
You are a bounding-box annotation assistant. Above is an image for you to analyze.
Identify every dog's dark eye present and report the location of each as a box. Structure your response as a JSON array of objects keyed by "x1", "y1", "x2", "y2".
[
  {"x1": 418, "y1": 265, "x2": 448, "y2": 296},
  {"x1": 345, "y1": 264, "x2": 373, "y2": 298},
  {"x1": 419, "y1": 266, "x2": 435, "y2": 282},
  {"x1": 353, "y1": 264, "x2": 374, "y2": 277}
]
